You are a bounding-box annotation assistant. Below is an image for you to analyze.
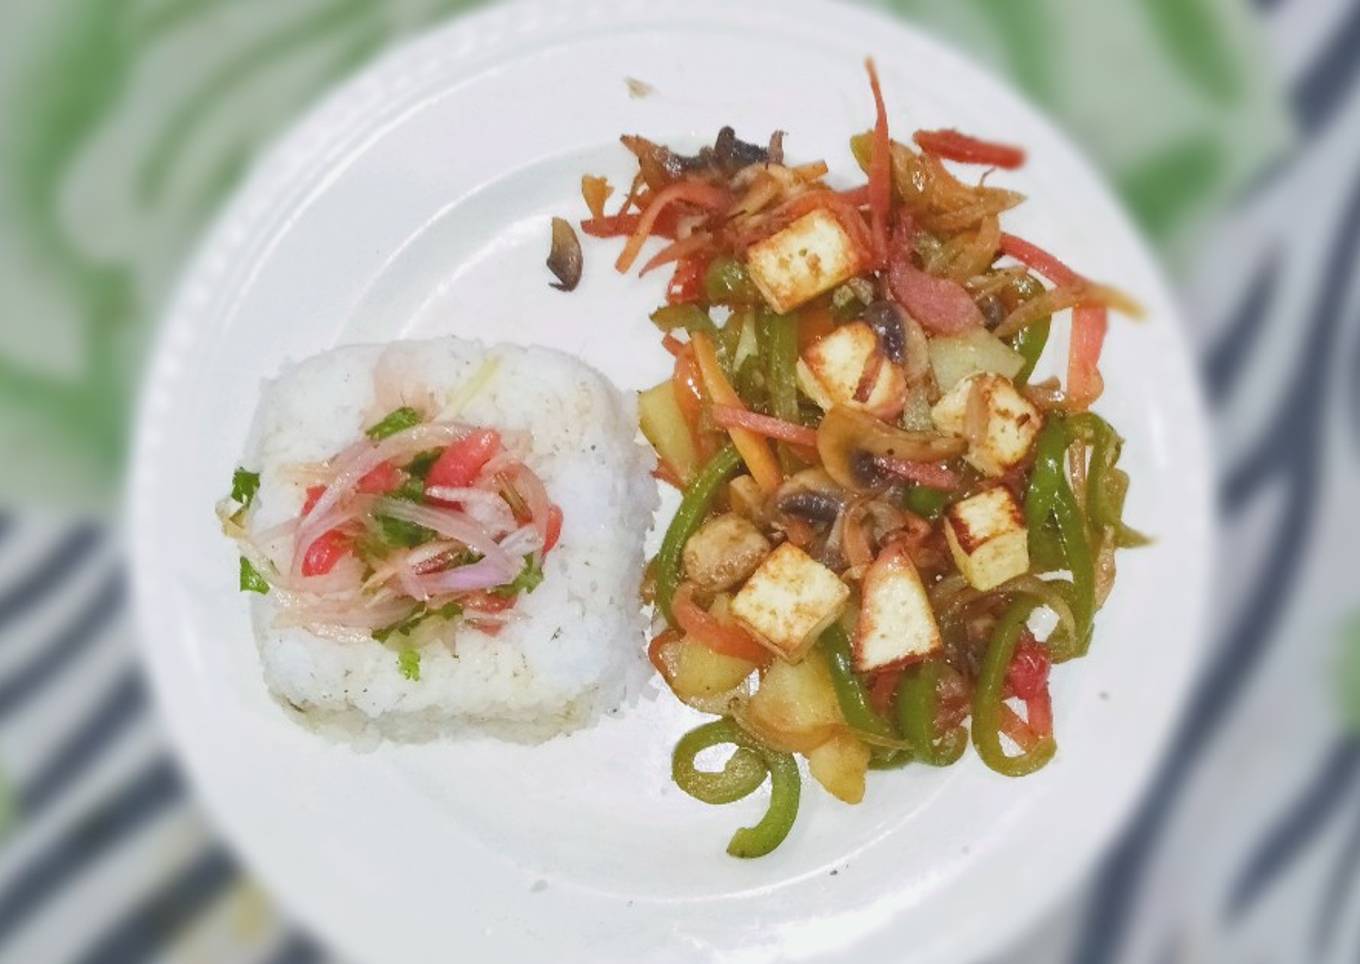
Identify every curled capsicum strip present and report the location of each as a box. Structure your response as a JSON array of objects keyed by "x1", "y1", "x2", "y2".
[
  {"x1": 819, "y1": 624, "x2": 911, "y2": 769},
  {"x1": 897, "y1": 660, "x2": 968, "y2": 766},
  {"x1": 654, "y1": 445, "x2": 742, "y2": 625},
  {"x1": 671, "y1": 718, "x2": 768, "y2": 805},
  {"x1": 671, "y1": 717, "x2": 802, "y2": 858},
  {"x1": 972, "y1": 596, "x2": 1057, "y2": 777}
]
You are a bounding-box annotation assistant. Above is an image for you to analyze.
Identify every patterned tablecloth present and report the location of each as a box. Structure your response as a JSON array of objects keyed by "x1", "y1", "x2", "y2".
[{"x1": 0, "y1": 0, "x2": 1356, "y2": 961}]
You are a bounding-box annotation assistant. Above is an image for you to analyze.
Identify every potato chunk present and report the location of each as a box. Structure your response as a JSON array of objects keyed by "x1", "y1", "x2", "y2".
[
  {"x1": 807, "y1": 732, "x2": 870, "y2": 804},
  {"x1": 730, "y1": 542, "x2": 850, "y2": 661},
  {"x1": 943, "y1": 485, "x2": 1030, "y2": 591},
  {"x1": 744, "y1": 655, "x2": 844, "y2": 753},
  {"x1": 681, "y1": 513, "x2": 771, "y2": 593},
  {"x1": 746, "y1": 209, "x2": 864, "y2": 313}
]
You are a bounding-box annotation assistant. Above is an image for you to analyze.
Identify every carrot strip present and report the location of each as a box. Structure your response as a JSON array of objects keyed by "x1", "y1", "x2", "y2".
[
  {"x1": 690, "y1": 332, "x2": 782, "y2": 493},
  {"x1": 914, "y1": 129, "x2": 1026, "y2": 169},
  {"x1": 673, "y1": 584, "x2": 772, "y2": 665},
  {"x1": 615, "y1": 180, "x2": 728, "y2": 273},
  {"x1": 711, "y1": 405, "x2": 818, "y2": 447}
]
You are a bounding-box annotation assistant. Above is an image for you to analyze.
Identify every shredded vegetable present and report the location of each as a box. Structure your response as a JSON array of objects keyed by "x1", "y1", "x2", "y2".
[{"x1": 563, "y1": 63, "x2": 1147, "y2": 857}]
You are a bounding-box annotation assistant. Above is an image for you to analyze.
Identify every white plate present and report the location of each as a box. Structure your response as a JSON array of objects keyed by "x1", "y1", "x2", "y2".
[{"x1": 128, "y1": 1, "x2": 1214, "y2": 961}]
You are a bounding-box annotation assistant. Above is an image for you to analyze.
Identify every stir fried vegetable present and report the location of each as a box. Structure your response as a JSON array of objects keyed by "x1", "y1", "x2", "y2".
[{"x1": 569, "y1": 62, "x2": 1147, "y2": 857}]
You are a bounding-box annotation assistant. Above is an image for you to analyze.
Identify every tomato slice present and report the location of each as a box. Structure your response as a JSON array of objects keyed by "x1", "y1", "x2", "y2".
[
  {"x1": 301, "y1": 529, "x2": 351, "y2": 577},
  {"x1": 356, "y1": 460, "x2": 400, "y2": 495},
  {"x1": 301, "y1": 485, "x2": 326, "y2": 517},
  {"x1": 1005, "y1": 636, "x2": 1051, "y2": 701},
  {"x1": 426, "y1": 430, "x2": 501, "y2": 490},
  {"x1": 543, "y1": 504, "x2": 563, "y2": 553},
  {"x1": 462, "y1": 591, "x2": 514, "y2": 613}
]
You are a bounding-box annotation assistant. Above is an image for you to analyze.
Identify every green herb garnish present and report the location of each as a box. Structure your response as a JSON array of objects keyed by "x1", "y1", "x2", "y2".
[
  {"x1": 238, "y1": 557, "x2": 269, "y2": 594},
  {"x1": 374, "y1": 600, "x2": 463, "y2": 642},
  {"x1": 493, "y1": 555, "x2": 544, "y2": 598},
  {"x1": 231, "y1": 468, "x2": 260, "y2": 507},
  {"x1": 375, "y1": 513, "x2": 434, "y2": 549},
  {"x1": 398, "y1": 647, "x2": 421, "y2": 681},
  {"x1": 404, "y1": 449, "x2": 442, "y2": 479},
  {"x1": 366, "y1": 406, "x2": 422, "y2": 441}
]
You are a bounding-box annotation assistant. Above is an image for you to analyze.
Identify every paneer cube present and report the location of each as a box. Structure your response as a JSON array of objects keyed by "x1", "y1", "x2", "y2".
[
  {"x1": 727, "y1": 475, "x2": 766, "y2": 521},
  {"x1": 943, "y1": 486, "x2": 1030, "y2": 591},
  {"x1": 681, "y1": 513, "x2": 771, "y2": 593},
  {"x1": 930, "y1": 373, "x2": 1043, "y2": 477},
  {"x1": 853, "y1": 542, "x2": 942, "y2": 673},
  {"x1": 796, "y1": 321, "x2": 907, "y2": 419},
  {"x1": 745, "y1": 209, "x2": 864, "y2": 313},
  {"x1": 731, "y1": 542, "x2": 850, "y2": 661}
]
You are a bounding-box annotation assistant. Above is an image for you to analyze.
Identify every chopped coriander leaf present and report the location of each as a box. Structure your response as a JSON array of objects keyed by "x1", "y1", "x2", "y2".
[
  {"x1": 374, "y1": 513, "x2": 434, "y2": 549},
  {"x1": 404, "y1": 449, "x2": 442, "y2": 479},
  {"x1": 391, "y1": 475, "x2": 426, "y2": 503},
  {"x1": 366, "y1": 406, "x2": 422, "y2": 441},
  {"x1": 398, "y1": 647, "x2": 421, "y2": 681},
  {"x1": 493, "y1": 555, "x2": 544, "y2": 598},
  {"x1": 374, "y1": 600, "x2": 463, "y2": 642},
  {"x1": 231, "y1": 468, "x2": 260, "y2": 507},
  {"x1": 239, "y1": 557, "x2": 270, "y2": 594}
]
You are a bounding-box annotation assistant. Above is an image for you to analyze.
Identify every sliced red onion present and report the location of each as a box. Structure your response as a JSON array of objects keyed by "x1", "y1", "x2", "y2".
[
  {"x1": 409, "y1": 557, "x2": 517, "y2": 595},
  {"x1": 423, "y1": 487, "x2": 517, "y2": 534},
  {"x1": 375, "y1": 498, "x2": 516, "y2": 573},
  {"x1": 498, "y1": 524, "x2": 543, "y2": 559},
  {"x1": 511, "y1": 464, "x2": 552, "y2": 545},
  {"x1": 290, "y1": 423, "x2": 471, "y2": 578}
]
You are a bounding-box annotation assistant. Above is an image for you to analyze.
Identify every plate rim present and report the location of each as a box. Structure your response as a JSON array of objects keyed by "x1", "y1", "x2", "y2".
[{"x1": 126, "y1": 1, "x2": 1217, "y2": 961}]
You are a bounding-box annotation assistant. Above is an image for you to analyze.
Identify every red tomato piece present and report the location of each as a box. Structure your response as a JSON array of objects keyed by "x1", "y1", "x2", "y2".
[
  {"x1": 1006, "y1": 637, "x2": 1051, "y2": 701},
  {"x1": 356, "y1": 460, "x2": 400, "y2": 495},
  {"x1": 462, "y1": 591, "x2": 514, "y2": 613},
  {"x1": 301, "y1": 485, "x2": 326, "y2": 517},
  {"x1": 301, "y1": 529, "x2": 351, "y2": 577},
  {"x1": 426, "y1": 430, "x2": 502, "y2": 490},
  {"x1": 543, "y1": 504, "x2": 563, "y2": 553}
]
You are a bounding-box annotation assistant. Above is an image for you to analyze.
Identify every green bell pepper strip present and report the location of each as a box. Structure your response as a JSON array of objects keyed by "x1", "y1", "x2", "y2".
[
  {"x1": 672, "y1": 719, "x2": 769, "y2": 805},
  {"x1": 762, "y1": 309, "x2": 801, "y2": 471},
  {"x1": 1011, "y1": 316, "x2": 1050, "y2": 386},
  {"x1": 902, "y1": 484, "x2": 950, "y2": 520},
  {"x1": 650, "y1": 304, "x2": 717, "y2": 339},
  {"x1": 726, "y1": 746, "x2": 801, "y2": 858},
  {"x1": 818, "y1": 625, "x2": 909, "y2": 767},
  {"x1": 972, "y1": 596, "x2": 1057, "y2": 776},
  {"x1": 1052, "y1": 477, "x2": 1096, "y2": 654},
  {"x1": 1067, "y1": 412, "x2": 1150, "y2": 548},
  {"x1": 655, "y1": 445, "x2": 743, "y2": 625},
  {"x1": 704, "y1": 256, "x2": 761, "y2": 306},
  {"x1": 1024, "y1": 417, "x2": 1069, "y2": 571},
  {"x1": 897, "y1": 661, "x2": 967, "y2": 766}
]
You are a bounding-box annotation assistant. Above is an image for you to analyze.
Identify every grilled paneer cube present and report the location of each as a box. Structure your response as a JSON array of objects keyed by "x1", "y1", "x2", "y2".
[
  {"x1": 943, "y1": 485, "x2": 1030, "y2": 591},
  {"x1": 930, "y1": 372, "x2": 1043, "y2": 477},
  {"x1": 796, "y1": 321, "x2": 907, "y2": 419},
  {"x1": 745, "y1": 209, "x2": 864, "y2": 313},
  {"x1": 731, "y1": 542, "x2": 850, "y2": 661},
  {"x1": 682, "y1": 513, "x2": 772, "y2": 593},
  {"x1": 853, "y1": 541, "x2": 942, "y2": 673}
]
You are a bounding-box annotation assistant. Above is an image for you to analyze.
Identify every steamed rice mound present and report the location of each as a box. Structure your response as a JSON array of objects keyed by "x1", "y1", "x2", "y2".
[{"x1": 242, "y1": 338, "x2": 657, "y2": 743}]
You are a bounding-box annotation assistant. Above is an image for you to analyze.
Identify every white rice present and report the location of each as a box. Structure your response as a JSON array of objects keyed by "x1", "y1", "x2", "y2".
[{"x1": 241, "y1": 337, "x2": 658, "y2": 744}]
